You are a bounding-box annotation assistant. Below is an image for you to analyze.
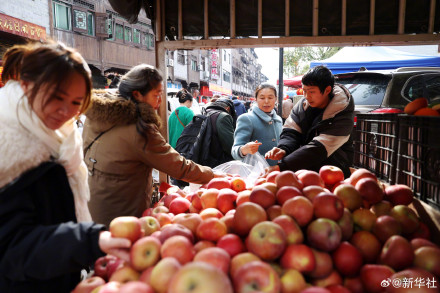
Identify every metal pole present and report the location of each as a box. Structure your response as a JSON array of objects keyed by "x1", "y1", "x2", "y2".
[{"x1": 278, "y1": 48, "x2": 284, "y2": 115}]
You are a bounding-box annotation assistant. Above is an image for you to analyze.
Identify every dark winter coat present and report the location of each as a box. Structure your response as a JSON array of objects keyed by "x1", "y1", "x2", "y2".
[{"x1": 278, "y1": 85, "x2": 354, "y2": 177}]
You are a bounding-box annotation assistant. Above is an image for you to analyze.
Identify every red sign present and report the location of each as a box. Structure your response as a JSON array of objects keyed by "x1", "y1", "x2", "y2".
[
  {"x1": 210, "y1": 49, "x2": 219, "y2": 80},
  {"x1": 0, "y1": 13, "x2": 47, "y2": 41}
]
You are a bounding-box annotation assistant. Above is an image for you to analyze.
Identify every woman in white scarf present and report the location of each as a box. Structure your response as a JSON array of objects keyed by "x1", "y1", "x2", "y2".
[{"x1": 0, "y1": 41, "x2": 130, "y2": 292}]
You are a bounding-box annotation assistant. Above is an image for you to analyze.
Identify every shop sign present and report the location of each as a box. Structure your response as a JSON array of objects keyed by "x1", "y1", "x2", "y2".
[
  {"x1": 210, "y1": 49, "x2": 219, "y2": 80},
  {"x1": 209, "y1": 82, "x2": 232, "y2": 95},
  {"x1": 0, "y1": 13, "x2": 47, "y2": 41}
]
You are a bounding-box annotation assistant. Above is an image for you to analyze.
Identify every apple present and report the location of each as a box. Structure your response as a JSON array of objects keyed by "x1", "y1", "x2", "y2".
[
  {"x1": 332, "y1": 241, "x2": 363, "y2": 277},
  {"x1": 217, "y1": 233, "x2": 246, "y2": 257},
  {"x1": 280, "y1": 244, "x2": 316, "y2": 273},
  {"x1": 390, "y1": 205, "x2": 420, "y2": 235},
  {"x1": 200, "y1": 188, "x2": 219, "y2": 209},
  {"x1": 249, "y1": 185, "x2": 276, "y2": 209},
  {"x1": 233, "y1": 260, "x2": 281, "y2": 293},
  {"x1": 160, "y1": 235, "x2": 195, "y2": 265},
  {"x1": 150, "y1": 257, "x2": 182, "y2": 293},
  {"x1": 384, "y1": 184, "x2": 414, "y2": 206},
  {"x1": 169, "y1": 197, "x2": 191, "y2": 214},
  {"x1": 161, "y1": 193, "x2": 180, "y2": 209},
  {"x1": 298, "y1": 170, "x2": 325, "y2": 187},
  {"x1": 219, "y1": 213, "x2": 235, "y2": 233},
  {"x1": 350, "y1": 231, "x2": 382, "y2": 263},
  {"x1": 266, "y1": 170, "x2": 280, "y2": 183},
  {"x1": 138, "y1": 266, "x2": 153, "y2": 284},
  {"x1": 94, "y1": 255, "x2": 120, "y2": 281},
  {"x1": 333, "y1": 184, "x2": 363, "y2": 211},
  {"x1": 159, "y1": 223, "x2": 194, "y2": 243},
  {"x1": 168, "y1": 262, "x2": 233, "y2": 293},
  {"x1": 411, "y1": 238, "x2": 437, "y2": 250},
  {"x1": 385, "y1": 268, "x2": 438, "y2": 293},
  {"x1": 302, "y1": 185, "x2": 327, "y2": 202},
  {"x1": 319, "y1": 165, "x2": 345, "y2": 186},
  {"x1": 360, "y1": 264, "x2": 395, "y2": 293},
  {"x1": 311, "y1": 270, "x2": 343, "y2": 288},
  {"x1": 352, "y1": 208, "x2": 377, "y2": 232},
  {"x1": 370, "y1": 200, "x2": 392, "y2": 217},
  {"x1": 266, "y1": 204, "x2": 282, "y2": 220},
  {"x1": 106, "y1": 257, "x2": 125, "y2": 280},
  {"x1": 154, "y1": 212, "x2": 173, "y2": 227},
  {"x1": 217, "y1": 188, "x2": 238, "y2": 214},
  {"x1": 231, "y1": 177, "x2": 246, "y2": 192},
  {"x1": 355, "y1": 178, "x2": 383, "y2": 205},
  {"x1": 313, "y1": 193, "x2": 344, "y2": 221},
  {"x1": 413, "y1": 246, "x2": 440, "y2": 276},
  {"x1": 230, "y1": 252, "x2": 261, "y2": 278},
  {"x1": 276, "y1": 186, "x2": 302, "y2": 205},
  {"x1": 307, "y1": 218, "x2": 342, "y2": 252},
  {"x1": 166, "y1": 185, "x2": 185, "y2": 197},
  {"x1": 408, "y1": 221, "x2": 431, "y2": 240},
  {"x1": 308, "y1": 249, "x2": 333, "y2": 279},
  {"x1": 152, "y1": 205, "x2": 170, "y2": 215},
  {"x1": 172, "y1": 213, "x2": 202, "y2": 235},
  {"x1": 260, "y1": 182, "x2": 279, "y2": 195},
  {"x1": 337, "y1": 208, "x2": 354, "y2": 241},
  {"x1": 109, "y1": 265, "x2": 140, "y2": 283},
  {"x1": 233, "y1": 202, "x2": 267, "y2": 236},
  {"x1": 139, "y1": 216, "x2": 161, "y2": 237},
  {"x1": 109, "y1": 216, "x2": 142, "y2": 243},
  {"x1": 207, "y1": 177, "x2": 231, "y2": 190},
  {"x1": 380, "y1": 235, "x2": 414, "y2": 270},
  {"x1": 280, "y1": 269, "x2": 307, "y2": 293},
  {"x1": 236, "y1": 190, "x2": 251, "y2": 206},
  {"x1": 193, "y1": 246, "x2": 231, "y2": 274},
  {"x1": 372, "y1": 215, "x2": 402, "y2": 243},
  {"x1": 119, "y1": 281, "x2": 154, "y2": 293},
  {"x1": 343, "y1": 277, "x2": 364, "y2": 293},
  {"x1": 272, "y1": 214, "x2": 304, "y2": 245},
  {"x1": 130, "y1": 236, "x2": 161, "y2": 271},
  {"x1": 193, "y1": 240, "x2": 216, "y2": 252},
  {"x1": 199, "y1": 207, "x2": 223, "y2": 219},
  {"x1": 196, "y1": 217, "x2": 228, "y2": 242},
  {"x1": 350, "y1": 168, "x2": 377, "y2": 187},
  {"x1": 301, "y1": 287, "x2": 331, "y2": 293},
  {"x1": 281, "y1": 196, "x2": 314, "y2": 227},
  {"x1": 245, "y1": 221, "x2": 287, "y2": 261},
  {"x1": 275, "y1": 170, "x2": 303, "y2": 190},
  {"x1": 72, "y1": 276, "x2": 106, "y2": 293},
  {"x1": 191, "y1": 190, "x2": 203, "y2": 210},
  {"x1": 326, "y1": 284, "x2": 351, "y2": 293},
  {"x1": 95, "y1": 282, "x2": 121, "y2": 293}
]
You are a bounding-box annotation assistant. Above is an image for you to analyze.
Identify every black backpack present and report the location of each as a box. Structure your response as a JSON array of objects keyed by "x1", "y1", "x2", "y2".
[{"x1": 175, "y1": 114, "x2": 207, "y2": 158}]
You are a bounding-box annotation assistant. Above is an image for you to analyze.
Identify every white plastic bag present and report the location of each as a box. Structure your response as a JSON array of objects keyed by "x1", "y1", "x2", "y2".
[{"x1": 242, "y1": 152, "x2": 270, "y2": 186}]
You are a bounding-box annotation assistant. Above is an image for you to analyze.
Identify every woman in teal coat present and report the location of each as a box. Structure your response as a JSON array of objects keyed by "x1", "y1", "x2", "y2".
[{"x1": 231, "y1": 83, "x2": 283, "y2": 166}]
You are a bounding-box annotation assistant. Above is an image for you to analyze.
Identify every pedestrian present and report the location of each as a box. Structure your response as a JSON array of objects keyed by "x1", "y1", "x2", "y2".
[
  {"x1": 232, "y1": 83, "x2": 283, "y2": 166},
  {"x1": 168, "y1": 88, "x2": 194, "y2": 148},
  {"x1": 82, "y1": 64, "x2": 217, "y2": 227},
  {"x1": 232, "y1": 96, "x2": 247, "y2": 117},
  {"x1": 0, "y1": 40, "x2": 130, "y2": 292},
  {"x1": 282, "y1": 96, "x2": 294, "y2": 123},
  {"x1": 265, "y1": 65, "x2": 354, "y2": 178}
]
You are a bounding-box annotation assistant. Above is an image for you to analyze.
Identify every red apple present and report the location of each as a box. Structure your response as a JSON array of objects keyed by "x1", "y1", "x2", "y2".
[
  {"x1": 219, "y1": 213, "x2": 235, "y2": 233},
  {"x1": 319, "y1": 165, "x2": 345, "y2": 186},
  {"x1": 233, "y1": 202, "x2": 267, "y2": 236},
  {"x1": 275, "y1": 170, "x2": 303, "y2": 190},
  {"x1": 308, "y1": 249, "x2": 333, "y2": 279},
  {"x1": 311, "y1": 270, "x2": 343, "y2": 288},
  {"x1": 200, "y1": 188, "x2": 219, "y2": 209},
  {"x1": 196, "y1": 217, "x2": 228, "y2": 242},
  {"x1": 280, "y1": 244, "x2": 316, "y2": 273},
  {"x1": 230, "y1": 252, "x2": 261, "y2": 278},
  {"x1": 380, "y1": 235, "x2": 414, "y2": 270},
  {"x1": 249, "y1": 185, "x2": 276, "y2": 209},
  {"x1": 199, "y1": 207, "x2": 223, "y2": 220},
  {"x1": 360, "y1": 264, "x2": 395, "y2": 293},
  {"x1": 332, "y1": 241, "x2": 363, "y2": 277},
  {"x1": 343, "y1": 277, "x2": 364, "y2": 293},
  {"x1": 161, "y1": 193, "x2": 180, "y2": 209},
  {"x1": 266, "y1": 205, "x2": 282, "y2": 220},
  {"x1": 172, "y1": 213, "x2": 202, "y2": 235},
  {"x1": 355, "y1": 178, "x2": 384, "y2": 205},
  {"x1": 370, "y1": 200, "x2": 392, "y2": 217},
  {"x1": 350, "y1": 231, "x2": 382, "y2": 263},
  {"x1": 233, "y1": 260, "x2": 281, "y2": 293},
  {"x1": 207, "y1": 177, "x2": 231, "y2": 190},
  {"x1": 236, "y1": 190, "x2": 251, "y2": 206},
  {"x1": 372, "y1": 215, "x2": 402, "y2": 243},
  {"x1": 154, "y1": 212, "x2": 173, "y2": 227},
  {"x1": 217, "y1": 233, "x2": 246, "y2": 257},
  {"x1": 193, "y1": 240, "x2": 216, "y2": 253},
  {"x1": 272, "y1": 214, "x2": 304, "y2": 245},
  {"x1": 95, "y1": 281, "x2": 121, "y2": 293},
  {"x1": 139, "y1": 216, "x2": 161, "y2": 237},
  {"x1": 217, "y1": 188, "x2": 238, "y2": 214},
  {"x1": 193, "y1": 246, "x2": 231, "y2": 274},
  {"x1": 390, "y1": 205, "x2": 420, "y2": 235},
  {"x1": 245, "y1": 221, "x2": 287, "y2": 261},
  {"x1": 298, "y1": 170, "x2": 325, "y2": 188},
  {"x1": 109, "y1": 216, "x2": 142, "y2": 243},
  {"x1": 159, "y1": 223, "x2": 194, "y2": 243},
  {"x1": 337, "y1": 208, "x2": 354, "y2": 241},
  {"x1": 326, "y1": 284, "x2": 351, "y2": 293},
  {"x1": 413, "y1": 246, "x2": 440, "y2": 276},
  {"x1": 149, "y1": 257, "x2": 181, "y2": 293},
  {"x1": 301, "y1": 287, "x2": 331, "y2": 293},
  {"x1": 191, "y1": 190, "x2": 203, "y2": 210},
  {"x1": 169, "y1": 197, "x2": 191, "y2": 214},
  {"x1": 161, "y1": 235, "x2": 195, "y2": 265},
  {"x1": 130, "y1": 236, "x2": 161, "y2": 271},
  {"x1": 408, "y1": 221, "x2": 431, "y2": 240},
  {"x1": 350, "y1": 168, "x2": 377, "y2": 187},
  {"x1": 72, "y1": 276, "x2": 106, "y2": 293},
  {"x1": 94, "y1": 255, "x2": 120, "y2": 281},
  {"x1": 384, "y1": 184, "x2": 414, "y2": 206},
  {"x1": 385, "y1": 268, "x2": 438, "y2": 293},
  {"x1": 109, "y1": 266, "x2": 140, "y2": 283},
  {"x1": 266, "y1": 170, "x2": 280, "y2": 183},
  {"x1": 281, "y1": 196, "x2": 314, "y2": 227},
  {"x1": 411, "y1": 238, "x2": 437, "y2": 250},
  {"x1": 307, "y1": 218, "x2": 342, "y2": 252},
  {"x1": 280, "y1": 268, "x2": 307, "y2": 293},
  {"x1": 276, "y1": 186, "x2": 302, "y2": 206},
  {"x1": 260, "y1": 182, "x2": 278, "y2": 195},
  {"x1": 313, "y1": 193, "x2": 344, "y2": 221},
  {"x1": 138, "y1": 266, "x2": 153, "y2": 284},
  {"x1": 352, "y1": 208, "x2": 377, "y2": 232},
  {"x1": 119, "y1": 281, "x2": 154, "y2": 293},
  {"x1": 302, "y1": 185, "x2": 327, "y2": 202},
  {"x1": 168, "y1": 262, "x2": 233, "y2": 293},
  {"x1": 334, "y1": 184, "x2": 363, "y2": 211}
]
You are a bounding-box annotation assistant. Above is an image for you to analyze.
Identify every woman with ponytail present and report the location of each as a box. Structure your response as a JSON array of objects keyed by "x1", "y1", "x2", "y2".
[
  {"x1": 82, "y1": 64, "x2": 216, "y2": 227},
  {"x1": 0, "y1": 40, "x2": 130, "y2": 292}
]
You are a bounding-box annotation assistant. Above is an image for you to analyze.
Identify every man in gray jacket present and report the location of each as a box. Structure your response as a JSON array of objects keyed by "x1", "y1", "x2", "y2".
[{"x1": 265, "y1": 65, "x2": 354, "y2": 178}]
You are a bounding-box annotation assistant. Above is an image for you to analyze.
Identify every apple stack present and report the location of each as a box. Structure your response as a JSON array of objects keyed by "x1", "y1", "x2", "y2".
[{"x1": 73, "y1": 166, "x2": 440, "y2": 293}]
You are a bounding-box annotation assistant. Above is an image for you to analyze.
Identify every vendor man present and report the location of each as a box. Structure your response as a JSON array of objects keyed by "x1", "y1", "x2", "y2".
[{"x1": 265, "y1": 65, "x2": 354, "y2": 178}]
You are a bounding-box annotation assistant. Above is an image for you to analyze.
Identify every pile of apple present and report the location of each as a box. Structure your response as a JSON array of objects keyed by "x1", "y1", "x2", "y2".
[{"x1": 73, "y1": 166, "x2": 440, "y2": 293}]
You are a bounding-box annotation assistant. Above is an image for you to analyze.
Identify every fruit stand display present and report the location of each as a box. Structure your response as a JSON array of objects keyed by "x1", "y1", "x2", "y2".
[{"x1": 73, "y1": 166, "x2": 440, "y2": 293}]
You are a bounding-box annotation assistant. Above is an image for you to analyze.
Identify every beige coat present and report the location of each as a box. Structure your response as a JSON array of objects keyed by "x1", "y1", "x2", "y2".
[{"x1": 83, "y1": 90, "x2": 214, "y2": 226}]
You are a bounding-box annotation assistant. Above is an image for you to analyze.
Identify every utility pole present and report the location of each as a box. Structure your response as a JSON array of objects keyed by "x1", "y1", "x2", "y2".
[{"x1": 278, "y1": 48, "x2": 284, "y2": 115}]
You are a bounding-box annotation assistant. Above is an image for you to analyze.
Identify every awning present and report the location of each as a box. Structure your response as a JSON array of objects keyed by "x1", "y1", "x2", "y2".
[{"x1": 278, "y1": 75, "x2": 303, "y2": 88}]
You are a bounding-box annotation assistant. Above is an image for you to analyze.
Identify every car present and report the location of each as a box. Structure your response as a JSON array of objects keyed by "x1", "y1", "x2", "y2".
[{"x1": 335, "y1": 67, "x2": 440, "y2": 117}]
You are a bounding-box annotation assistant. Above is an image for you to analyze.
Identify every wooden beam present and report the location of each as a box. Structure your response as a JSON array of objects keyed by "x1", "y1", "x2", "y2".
[
  {"x1": 341, "y1": 0, "x2": 346, "y2": 36},
  {"x1": 285, "y1": 0, "x2": 290, "y2": 36},
  {"x1": 313, "y1": 0, "x2": 319, "y2": 36},
  {"x1": 369, "y1": 0, "x2": 375, "y2": 35},
  {"x1": 429, "y1": 0, "x2": 436, "y2": 34},
  {"x1": 178, "y1": 0, "x2": 183, "y2": 40},
  {"x1": 398, "y1": 0, "x2": 406, "y2": 34},
  {"x1": 258, "y1": 0, "x2": 263, "y2": 38},
  {"x1": 159, "y1": 34, "x2": 440, "y2": 50},
  {"x1": 155, "y1": 0, "x2": 162, "y2": 41},
  {"x1": 204, "y1": 0, "x2": 209, "y2": 39},
  {"x1": 230, "y1": 0, "x2": 236, "y2": 38}
]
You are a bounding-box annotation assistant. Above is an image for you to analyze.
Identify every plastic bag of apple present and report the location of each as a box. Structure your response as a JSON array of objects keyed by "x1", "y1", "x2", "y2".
[{"x1": 73, "y1": 166, "x2": 440, "y2": 293}]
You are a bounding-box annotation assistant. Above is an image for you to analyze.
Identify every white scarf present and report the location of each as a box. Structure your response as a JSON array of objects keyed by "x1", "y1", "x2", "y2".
[{"x1": 0, "y1": 81, "x2": 92, "y2": 222}]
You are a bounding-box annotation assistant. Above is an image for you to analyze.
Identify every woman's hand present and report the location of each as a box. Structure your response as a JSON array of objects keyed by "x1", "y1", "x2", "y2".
[
  {"x1": 98, "y1": 231, "x2": 131, "y2": 262},
  {"x1": 240, "y1": 141, "x2": 263, "y2": 156},
  {"x1": 265, "y1": 147, "x2": 286, "y2": 161},
  {"x1": 263, "y1": 165, "x2": 280, "y2": 177}
]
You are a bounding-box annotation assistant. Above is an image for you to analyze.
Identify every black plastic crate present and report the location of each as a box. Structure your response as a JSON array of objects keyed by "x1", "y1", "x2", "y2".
[
  {"x1": 395, "y1": 115, "x2": 440, "y2": 210},
  {"x1": 354, "y1": 113, "x2": 399, "y2": 184}
]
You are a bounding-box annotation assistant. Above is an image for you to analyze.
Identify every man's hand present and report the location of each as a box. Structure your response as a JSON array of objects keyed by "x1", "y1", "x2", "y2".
[
  {"x1": 265, "y1": 147, "x2": 286, "y2": 161},
  {"x1": 240, "y1": 140, "x2": 262, "y2": 156},
  {"x1": 263, "y1": 165, "x2": 280, "y2": 177},
  {"x1": 99, "y1": 231, "x2": 131, "y2": 262}
]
